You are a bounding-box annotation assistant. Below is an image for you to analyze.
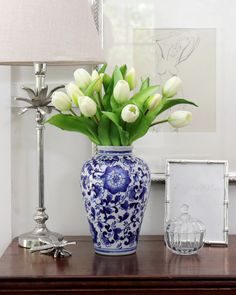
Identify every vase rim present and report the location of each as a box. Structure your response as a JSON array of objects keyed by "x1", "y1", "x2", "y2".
[{"x1": 97, "y1": 145, "x2": 133, "y2": 154}]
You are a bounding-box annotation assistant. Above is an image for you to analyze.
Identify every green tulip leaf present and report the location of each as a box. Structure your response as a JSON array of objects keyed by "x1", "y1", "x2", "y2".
[
  {"x1": 102, "y1": 70, "x2": 116, "y2": 111},
  {"x1": 110, "y1": 123, "x2": 121, "y2": 146},
  {"x1": 102, "y1": 111, "x2": 129, "y2": 146},
  {"x1": 102, "y1": 73, "x2": 112, "y2": 93},
  {"x1": 120, "y1": 64, "x2": 127, "y2": 78},
  {"x1": 102, "y1": 111, "x2": 120, "y2": 127},
  {"x1": 102, "y1": 83, "x2": 113, "y2": 111},
  {"x1": 146, "y1": 98, "x2": 198, "y2": 124},
  {"x1": 47, "y1": 114, "x2": 100, "y2": 145},
  {"x1": 124, "y1": 85, "x2": 159, "y2": 111},
  {"x1": 114, "y1": 66, "x2": 123, "y2": 86},
  {"x1": 127, "y1": 112, "x2": 150, "y2": 144},
  {"x1": 85, "y1": 78, "x2": 100, "y2": 98},
  {"x1": 140, "y1": 77, "x2": 150, "y2": 91},
  {"x1": 98, "y1": 63, "x2": 107, "y2": 74},
  {"x1": 98, "y1": 115, "x2": 111, "y2": 145},
  {"x1": 110, "y1": 95, "x2": 119, "y2": 111}
]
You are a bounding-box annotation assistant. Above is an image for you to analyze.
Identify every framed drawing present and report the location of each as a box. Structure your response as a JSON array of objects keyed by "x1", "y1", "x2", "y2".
[
  {"x1": 165, "y1": 160, "x2": 229, "y2": 245},
  {"x1": 100, "y1": 0, "x2": 236, "y2": 181}
]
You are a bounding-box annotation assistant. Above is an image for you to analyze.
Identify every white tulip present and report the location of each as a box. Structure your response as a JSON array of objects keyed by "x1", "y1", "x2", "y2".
[
  {"x1": 74, "y1": 68, "x2": 91, "y2": 89},
  {"x1": 51, "y1": 91, "x2": 72, "y2": 112},
  {"x1": 168, "y1": 111, "x2": 192, "y2": 128},
  {"x1": 79, "y1": 96, "x2": 97, "y2": 117},
  {"x1": 65, "y1": 82, "x2": 84, "y2": 107},
  {"x1": 162, "y1": 76, "x2": 182, "y2": 98},
  {"x1": 146, "y1": 93, "x2": 162, "y2": 111},
  {"x1": 92, "y1": 69, "x2": 99, "y2": 80},
  {"x1": 91, "y1": 69, "x2": 103, "y2": 92},
  {"x1": 77, "y1": 96, "x2": 86, "y2": 106},
  {"x1": 125, "y1": 67, "x2": 137, "y2": 90},
  {"x1": 121, "y1": 104, "x2": 140, "y2": 123},
  {"x1": 113, "y1": 80, "x2": 130, "y2": 104}
]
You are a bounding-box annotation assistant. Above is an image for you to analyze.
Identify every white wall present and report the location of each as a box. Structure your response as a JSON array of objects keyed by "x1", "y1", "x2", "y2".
[{"x1": 0, "y1": 66, "x2": 11, "y2": 256}]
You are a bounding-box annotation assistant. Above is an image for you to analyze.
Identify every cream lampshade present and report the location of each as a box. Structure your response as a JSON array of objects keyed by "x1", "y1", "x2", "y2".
[
  {"x1": 0, "y1": 0, "x2": 104, "y2": 65},
  {"x1": 0, "y1": 0, "x2": 105, "y2": 250}
]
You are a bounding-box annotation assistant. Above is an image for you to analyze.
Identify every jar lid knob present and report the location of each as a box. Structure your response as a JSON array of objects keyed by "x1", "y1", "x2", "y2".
[{"x1": 180, "y1": 204, "x2": 190, "y2": 221}]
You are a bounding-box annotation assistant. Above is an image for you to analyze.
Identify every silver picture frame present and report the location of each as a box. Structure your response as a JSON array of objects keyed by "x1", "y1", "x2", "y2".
[{"x1": 165, "y1": 159, "x2": 229, "y2": 245}]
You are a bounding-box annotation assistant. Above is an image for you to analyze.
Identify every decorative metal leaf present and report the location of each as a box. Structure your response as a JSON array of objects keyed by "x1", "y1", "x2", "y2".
[
  {"x1": 15, "y1": 97, "x2": 35, "y2": 105},
  {"x1": 16, "y1": 84, "x2": 65, "y2": 114},
  {"x1": 44, "y1": 98, "x2": 52, "y2": 105},
  {"x1": 22, "y1": 86, "x2": 36, "y2": 100},
  {"x1": 18, "y1": 107, "x2": 29, "y2": 116},
  {"x1": 47, "y1": 85, "x2": 65, "y2": 99},
  {"x1": 41, "y1": 249, "x2": 54, "y2": 254},
  {"x1": 38, "y1": 86, "x2": 48, "y2": 101}
]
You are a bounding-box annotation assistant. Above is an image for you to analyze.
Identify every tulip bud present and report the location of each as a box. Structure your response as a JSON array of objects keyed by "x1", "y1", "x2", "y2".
[
  {"x1": 121, "y1": 104, "x2": 140, "y2": 123},
  {"x1": 65, "y1": 82, "x2": 84, "y2": 107},
  {"x1": 51, "y1": 91, "x2": 72, "y2": 112},
  {"x1": 91, "y1": 70, "x2": 103, "y2": 92},
  {"x1": 74, "y1": 68, "x2": 91, "y2": 89},
  {"x1": 77, "y1": 96, "x2": 86, "y2": 106},
  {"x1": 145, "y1": 93, "x2": 162, "y2": 111},
  {"x1": 113, "y1": 80, "x2": 130, "y2": 104},
  {"x1": 79, "y1": 96, "x2": 97, "y2": 117},
  {"x1": 92, "y1": 69, "x2": 99, "y2": 80},
  {"x1": 162, "y1": 76, "x2": 182, "y2": 98},
  {"x1": 168, "y1": 111, "x2": 192, "y2": 128},
  {"x1": 125, "y1": 67, "x2": 137, "y2": 90}
]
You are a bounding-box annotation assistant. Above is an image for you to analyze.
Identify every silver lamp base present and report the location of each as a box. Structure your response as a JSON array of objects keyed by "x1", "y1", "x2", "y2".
[
  {"x1": 18, "y1": 207, "x2": 63, "y2": 249},
  {"x1": 16, "y1": 64, "x2": 65, "y2": 249},
  {"x1": 18, "y1": 230, "x2": 63, "y2": 249}
]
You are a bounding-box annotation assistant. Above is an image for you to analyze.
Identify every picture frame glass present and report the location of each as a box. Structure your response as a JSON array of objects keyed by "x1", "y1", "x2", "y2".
[{"x1": 165, "y1": 160, "x2": 229, "y2": 245}]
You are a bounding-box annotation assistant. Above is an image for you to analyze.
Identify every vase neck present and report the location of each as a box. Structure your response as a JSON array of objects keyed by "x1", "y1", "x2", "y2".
[{"x1": 97, "y1": 146, "x2": 133, "y2": 155}]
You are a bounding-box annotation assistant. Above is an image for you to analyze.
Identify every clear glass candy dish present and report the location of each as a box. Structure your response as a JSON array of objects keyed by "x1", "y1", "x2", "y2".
[{"x1": 165, "y1": 204, "x2": 205, "y2": 255}]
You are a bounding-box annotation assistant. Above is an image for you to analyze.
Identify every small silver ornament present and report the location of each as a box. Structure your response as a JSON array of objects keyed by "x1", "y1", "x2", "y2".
[{"x1": 30, "y1": 237, "x2": 76, "y2": 258}]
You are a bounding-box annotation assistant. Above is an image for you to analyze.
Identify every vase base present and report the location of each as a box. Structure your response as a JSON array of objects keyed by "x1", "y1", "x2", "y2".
[{"x1": 95, "y1": 247, "x2": 137, "y2": 256}]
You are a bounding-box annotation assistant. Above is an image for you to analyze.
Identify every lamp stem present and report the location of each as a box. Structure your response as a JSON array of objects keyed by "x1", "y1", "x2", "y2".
[
  {"x1": 36, "y1": 110, "x2": 45, "y2": 209},
  {"x1": 34, "y1": 62, "x2": 47, "y2": 94},
  {"x1": 34, "y1": 63, "x2": 47, "y2": 209}
]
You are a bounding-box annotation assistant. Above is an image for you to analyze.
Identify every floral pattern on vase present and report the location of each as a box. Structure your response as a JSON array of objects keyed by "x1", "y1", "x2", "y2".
[{"x1": 80, "y1": 146, "x2": 151, "y2": 256}]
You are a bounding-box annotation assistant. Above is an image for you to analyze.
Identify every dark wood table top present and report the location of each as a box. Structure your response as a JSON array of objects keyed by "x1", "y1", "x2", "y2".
[{"x1": 0, "y1": 235, "x2": 236, "y2": 294}]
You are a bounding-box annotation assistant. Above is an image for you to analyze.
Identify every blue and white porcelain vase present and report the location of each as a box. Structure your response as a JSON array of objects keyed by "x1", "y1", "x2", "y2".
[{"x1": 80, "y1": 146, "x2": 151, "y2": 256}]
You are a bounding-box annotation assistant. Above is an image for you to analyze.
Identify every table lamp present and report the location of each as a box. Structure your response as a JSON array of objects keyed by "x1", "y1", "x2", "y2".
[{"x1": 0, "y1": 0, "x2": 104, "y2": 248}]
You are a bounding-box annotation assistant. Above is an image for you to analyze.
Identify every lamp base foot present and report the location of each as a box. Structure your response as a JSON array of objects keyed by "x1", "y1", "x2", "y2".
[
  {"x1": 18, "y1": 229, "x2": 64, "y2": 249},
  {"x1": 18, "y1": 208, "x2": 63, "y2": 248}
]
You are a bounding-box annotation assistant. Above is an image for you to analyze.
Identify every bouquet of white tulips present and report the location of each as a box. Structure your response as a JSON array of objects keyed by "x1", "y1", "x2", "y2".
[{"x1": 48, "y1": 64, "x2": 197, "y2": 146}]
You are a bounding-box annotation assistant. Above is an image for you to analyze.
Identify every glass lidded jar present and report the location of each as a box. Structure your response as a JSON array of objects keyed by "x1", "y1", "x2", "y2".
[{"x1": 165, "y1": 204, "x2": 206, "y2": 255}]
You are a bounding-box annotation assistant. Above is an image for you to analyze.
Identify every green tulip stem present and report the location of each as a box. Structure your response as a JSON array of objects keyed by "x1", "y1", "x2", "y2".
[
  {"x1": 94, "y1": 92, "x2": 103, "y2": 110},
  {"x1": 94, "y1": 115, "x2": 99, "y2": 125},
  {"x1": 97, "y1": 92, "x2": 103, "y2": 110},
  {"x1": 151, "y1": 118, "x2": 168, "y2": 127},
  {"x1": 70, "y1": 109, "x2": 77, "y2": 116}
]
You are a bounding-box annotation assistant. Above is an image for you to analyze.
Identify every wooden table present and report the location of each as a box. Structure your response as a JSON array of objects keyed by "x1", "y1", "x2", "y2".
[{"x1": 0, "y1": 235, "x2": 236, "y2": 294}]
